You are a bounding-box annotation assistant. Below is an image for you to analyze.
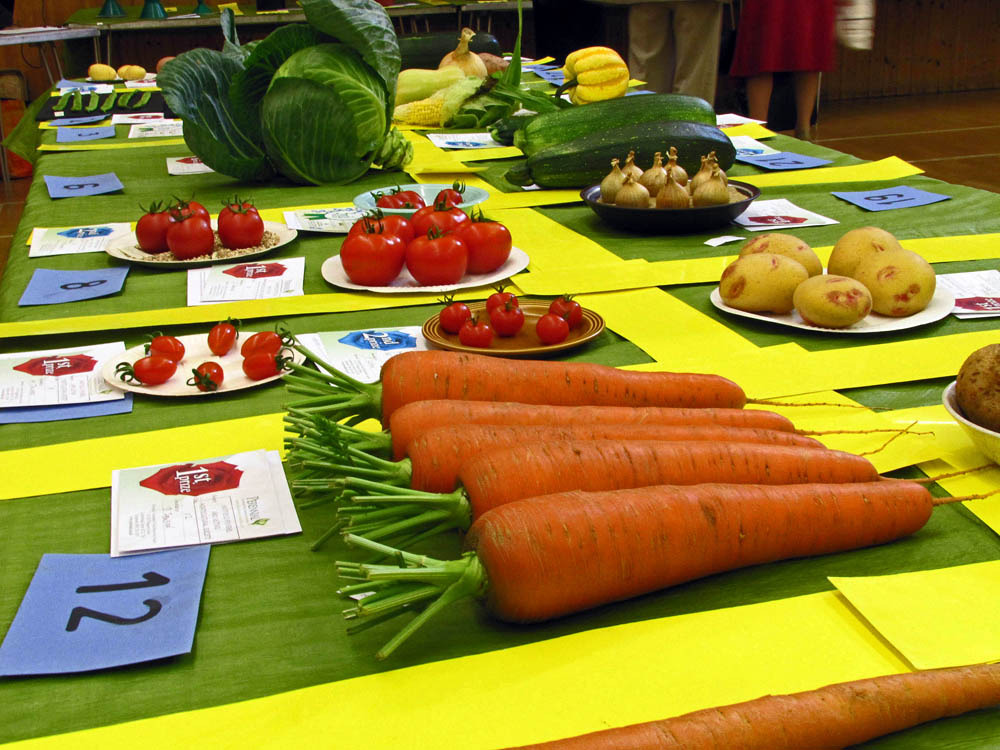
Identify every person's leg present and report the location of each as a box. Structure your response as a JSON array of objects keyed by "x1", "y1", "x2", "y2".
[
  {"x1": 669, "y1": 1, "x2": 723, "y2": 105},
  {"x1": 793, "y1": 70, "x2": 820, "y2": 139},
  {"x1": 628, "y1": 3, "x2": 671, "y2": 93},
  {"x1": 745, "y1": 73, "x2": 773, "y2": 122}
]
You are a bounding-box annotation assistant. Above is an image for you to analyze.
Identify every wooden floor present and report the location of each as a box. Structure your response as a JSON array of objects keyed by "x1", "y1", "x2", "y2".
[{"x1": 0, "y1": 89, "x2": 998, "y2": 281}]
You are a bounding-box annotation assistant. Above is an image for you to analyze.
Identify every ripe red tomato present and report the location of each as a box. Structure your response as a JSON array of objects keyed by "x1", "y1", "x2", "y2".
[
  {"x1": 218, "y1": 196, "x2": 255, "y2": 225},
  {"x1": 455, "y1": 217, "x2": 512, "y2": 274},
  {"x1": 241, "y1": 330, "x2": 284, "y2": 358},
  {"x1": 146, "y1": 333, "x2": 185, "y2": 362},
  {"x1": 489, "y1": 298, "x2": 525, "y2": 337},
  {"x1": 348, "y1": 214, "x2": 414, "y2": 246},
  {"x1": 458, "y1": 316, "x2": 493, "y2": 348},
  {"x1": 341, "y1": 228, "x2": 406, "y2": 286},
  {"x1": 536, "y1": 312, "x2": 570, "y2": 345},
  {"x1": 438, "y1": 296, "x2": 472, "y2": 334},
  {"x1": 218, "y1": 206, "x2": 264, "y2": 249},
  {"x1": 405, "y1": 231, "x2": 468, "y2": 286},
  {"x1": 170, "y1": 197, "x2": 210, "y2": 222},
  {"x1": 410, "y1": 203, "x2": 469, "y2": 237},
  {"x1": 242, "y1": 351, "x2": 286, "y2": 381},
  {"x1": 486, "y1": 287, "x2": 518, "y2": 314},
  {"x1": 374, "y1": 188, "x2": 425, "y2": 210},
  {"x1": 135, "y1": 202, "x2": 176, "y2": 254},
  {"x1": 549, "y1": 295, "x2": 584, "y2": 328},
  {"x1": 166, "y1": 215, "x2": 214, "y2": 260},
  {"x1": 116, "y1": 355, "x2": 177, "y2": 385},
  {"x1": 187, "y1": 361, "x2": 225, "y2": 392},
  {"x1": 396, "y1": 189, "x2": 425, "y2": 208},
  {"x1": 208, "y1": 319, "x2": 239, "y2": 356},
  {"x1": 434, "y1": 181, "x2": 465, "y2": 208}
]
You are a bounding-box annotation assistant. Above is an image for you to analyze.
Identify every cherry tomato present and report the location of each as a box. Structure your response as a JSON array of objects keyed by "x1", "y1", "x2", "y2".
[
  {"x1": 458, "y1": 315, "x2": 493, "y2": 348},
  {"x1": 145, "y1": 332, "x2": 185, "y2": 362},
  {"x1": 218, "y1": 196, "x2": 255, "y2": 225},
  {"x1": 341, "y1": 227, "x2": 406, "y2": 286},
  {"x1": 549, "y1": 295, "x2": 584, "y2": 328},
  {"x1": 410, "y1": 202, "x2": 469, "y2": 237},
  {"x1": 536, "y1": 312, "x2": 570, "y2": 345},
  {"x1": 241, "y1": 330, "x2": 284, "y2": 358},
  {"x1": 374, "y1": 188, "x2": 425, "y2": 210},
  {"x1": 438, "y1": 295, "x2": 472, "y2": 334},
  {"x1": 405, "y1": 230, "x2": 468, "y2": 286},
  {"x1": 135, "y1": 201, "x2": 176, "y2": 254},
  {"x1": 208, "y1": 319, "x2": 239, "y2": 356},
  {"x1": 486, "y1": 286, "x2": 518, "y2": 314},
  {"x1": 166, "y1": 214, "x2": 214, "y2": 260},
  {"x1": 242, "y1": 351, "x2": 287, "y2": 381},
  {"x1": 187, "y1": 361, "x2": 225, "y2": 392},
  {"x1": 488, "y1": 298, "x2": 525, "y2": 337},
  {"x1": 348, "y1": 214, "x2": 415, "y2": 246},
  {"x1": 455, "y1": 214, "x2": 512, "y2": 274},
  {"x1": 115, "y1": 355, "x2": 177, "y2": 386},
  {"x1": 434, "y1": 181, "x2": 465, "y2": 208},
  {"x1": 170, "y1": 197, "x2": 210, "y2": 222},
  {"x1": 218, "y1": 205, "x2": 264, "y2": 249}
]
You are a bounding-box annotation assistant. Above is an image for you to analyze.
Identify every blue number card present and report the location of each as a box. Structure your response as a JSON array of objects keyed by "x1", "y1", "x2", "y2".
[
  {"x1": 48, "y1": 115, "x2": 109, "y2": 127},
  {"x1": 736, "y1": 152, "x2": 832, "y2": 170},
  {"x1": 55, "y1": 126, "x2": 116, "y2": 143},
  {"x1": 43, "y1": 173, "x2": 124, "y2": 199},
  {"x1": 19, "y1": 267, "x2": 130, "y2": 306},
  {"x1": 831, "y1": 185, "x2": 952, "y2": 212},
  {"x1": 0, "y1": 547, "x2": 210, "y2": 676}
]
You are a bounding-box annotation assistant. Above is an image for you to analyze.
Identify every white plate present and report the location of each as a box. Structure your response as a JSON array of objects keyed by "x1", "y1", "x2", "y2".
[
  {"x1": 352, "y1": 183, "x2": 489, "y2": 218},
  {"x1": 105, "y1": 220, "x2": 297, "y2": 269},
  {"x1": 709, "y1": 285, "x2": 955, "y2": 333},
  {"x1": 321, "y1": 247, "x2": 530, "y2": 294},
  {"x1": 102, "y1": 331, "x2": 305, "y2": 397}
]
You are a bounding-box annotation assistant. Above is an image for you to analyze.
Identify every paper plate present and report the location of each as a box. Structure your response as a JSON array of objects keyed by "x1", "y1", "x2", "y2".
[
  {"x1": 352, "y1": 183, "x2": 490, "y2": 218},
  {"x1": 105, "y1": 220, "x2": 297, "y2": 269},
  {"x1": 321, "y1": 247, "x2": 530, "y2": 294},
  {"x1": 102, "y1": 332, "x2": 304, "y2": 397},
  {"x1": 422, "y1": 299, "x2": 605, "y2": 357},
  {"x1": 709, "y1": 286, "x2": 954, "y2": 333}
]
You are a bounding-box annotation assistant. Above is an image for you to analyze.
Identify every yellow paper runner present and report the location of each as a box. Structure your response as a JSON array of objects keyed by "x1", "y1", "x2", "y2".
[
  {"x1": 0, "y1": 413, "x2": 285, "y2": 501},
  {"x1": 37, "y1": 138, "x2": 187, "y2": 152},
  {"x1": 444, "y1": 146, "x2": 522, "y2": 162},
  {"x1": 720, "y1": 122, "x2": 777, "y2": 139},
  {"x1": 4, "y1": 592, "x2": 906, "y2": 749},
  {"x1": 737, "y1": 156, "x2": 923, "y2": 188},
  {"x1": 39, "y1": 119, "x2": 112, "y2": 130},
  {"x1": 513, "y1": 255, "x2": 734, "y2": 295},
  {"x1": 488, "y1": 207, "x2": 620, "y2": 270},
  {"x1": 831, "y1": 560, "x2": 1000, "y2": 670}
]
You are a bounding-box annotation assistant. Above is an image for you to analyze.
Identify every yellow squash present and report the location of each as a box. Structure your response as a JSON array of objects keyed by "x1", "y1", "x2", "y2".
[{"x1": 560, "y1": 46, "x2": 629, "y2": 105}]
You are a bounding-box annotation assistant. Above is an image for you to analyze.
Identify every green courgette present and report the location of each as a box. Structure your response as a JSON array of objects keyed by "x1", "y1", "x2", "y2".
[
  {"x1": 488, "y1": 114, "x2": 536, "y2": 146},
  {"x1": 399, "y1": 31, "x2": 501, "y2": 70},
  {"x1": 505, "y1": 120, "x2": 736, "y2": 189},
  {"x1": 513, "y1": 94, "x2": 717, "y2": 158}
]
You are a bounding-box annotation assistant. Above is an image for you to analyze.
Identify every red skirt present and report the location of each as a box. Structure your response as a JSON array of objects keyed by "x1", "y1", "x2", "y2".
[{"x1": 729, "y1": 0, "x2": 836, "y2": 77}]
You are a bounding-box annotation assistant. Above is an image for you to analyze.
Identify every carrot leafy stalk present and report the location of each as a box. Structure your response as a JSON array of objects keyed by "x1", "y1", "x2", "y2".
[{"x1": 281, "y1": 338, "x2": 382, "y2": 424}]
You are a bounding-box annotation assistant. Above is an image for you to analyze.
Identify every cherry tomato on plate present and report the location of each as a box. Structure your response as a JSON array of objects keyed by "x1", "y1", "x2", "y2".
[
  {"x1": 166, "y1": 214, "x2": 214, "y2": 260},
  {"x1": 438, "y1": 295, "x2": 472, "y2": 334},
  {"x1": 341, "y1": 226, "x2": 406, "y2": 287},
  {"x1": 455, "y1": 212, "x2": 512, "y2": 275},
  {"x1": 187, "y1": 361, "x2": 225, "y2": 392},
  {"x1": 241, "y1": 330, "x2": 285, "y2": 358},
  {"x1": 218, "y1": 199, "x2": 264, "y2": 249},
  {"x1": 536, "y1": 312, "x2": 570, "y2": 345},
  {"x1": 405, "y1": 230, "x2": 468, "y2": 286},
  {"x1": 458, "y1": 315, "x2": 493, "y2": 348},
  {"x1": 549, "y1": 295, "x2": 584, "y2": 329},
  {"x1": 242, "y1": 351, "x2": 288, "y2": 381},
  {"x1": 374, "y1": 188, "x2": 425, "y2": 210},
  {"x1": 348, "y1": 213, "x2": 415, "y2": 246},
  {"x1": 170, "y1": 197, "x2": 211, "y2": 222},
  {"x1": 145, "y1": 332, "x2": 185, "y2": 362},
  {"x1": 135, "y1": 201, "x2": 176, "y2": 254},
  {"x1": 208, "y1": 319, "x2": 239, "y2": 356},
  {"x1": 218, "y1": 196, "x2": 255, "y2": 224},
  {"x1": 434, "y1": 181, "x2": 465, "y2": 209},
  {"x1": 116, "y1": 355, "x2": 177, "y2": 386},
  {"x1": 410, "y1": 202, "x2": 469, "y2": 237},
  {"x1": 395, "y1": 189, "x2": 426, "y2": 209},
  {"x1": 489, "y1": 298, "x2": 525, "y2": 337},
  {"x1": 486, "y1": 286, "x2": 518, "y2": 314}
]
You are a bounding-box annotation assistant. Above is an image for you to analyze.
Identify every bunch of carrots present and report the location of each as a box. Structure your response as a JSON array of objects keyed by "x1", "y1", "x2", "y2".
[{"x1": 281, "y1": 343, "x2": 990, "y2": 746}]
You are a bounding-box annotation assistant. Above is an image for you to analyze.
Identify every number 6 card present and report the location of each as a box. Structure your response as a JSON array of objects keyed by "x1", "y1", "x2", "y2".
[{"x1": 831, "y1": 185, "x2": 951, "y2": 211}]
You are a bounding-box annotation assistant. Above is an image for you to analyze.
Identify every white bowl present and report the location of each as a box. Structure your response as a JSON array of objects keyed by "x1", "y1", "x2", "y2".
[
  {"x1": 352, "y1": 183, "x2": 489, "y2": 218},
  {"x1": 942, "y1": 380, "x2": 1000, "y2": 464}
]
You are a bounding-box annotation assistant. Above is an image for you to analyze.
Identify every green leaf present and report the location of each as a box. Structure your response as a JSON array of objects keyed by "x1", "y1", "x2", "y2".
[
  {"x1": 158, "y1": 48, "x2": 274, "y2": 181},
  {"x1": 300, "y1": 0, "x2": 399, "y2": 129},
  {"x1": 220, "y1": 8, "x2": 248, "y2": 63}
]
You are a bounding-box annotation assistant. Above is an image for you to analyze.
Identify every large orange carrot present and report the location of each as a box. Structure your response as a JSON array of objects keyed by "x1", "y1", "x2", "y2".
[
  {"x1": 387, "y1": 400, "x2": 797, "y2": 461},
  {"x1": 501, "y1": 662, "x2": 1000, "y2": 749},
  {"x1": 338, "y1": 480, "x2": 933, "y2": 658}
]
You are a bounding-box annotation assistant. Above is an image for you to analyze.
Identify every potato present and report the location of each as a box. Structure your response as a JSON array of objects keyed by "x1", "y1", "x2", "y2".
[
  {"x1": 956, "y1": 344, "x2": 1000, "y2": 432},
  {"x1": 88, "y1": 63, "x2": 117, "y2": 82},
  {"x1": 156, "y1": 56, "x2": 176, "y2": 74},
  {"x1": 119, "y1": 65, "x2": 147, "y2": 81},
  {"x1": 827, "y1": 226, "x2": 904, "y2": 278},
  {"x1": 852, "y1": 248, "x2": 935, "y2": 316},
  {"x1": 719, "y1": 253, "x2": 810, "y2": 314},
  {"x1": 792, "y1": 275, "x2": 872, "y2": 328},
  {"x1": 738, "y1": 233, "x2": 822, "y2": 277}
]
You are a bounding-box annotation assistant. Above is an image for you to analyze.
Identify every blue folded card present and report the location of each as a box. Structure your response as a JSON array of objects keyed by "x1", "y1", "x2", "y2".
[
  {"x1": 831, "y1": 185, "x2": 952, "y2": 212},
  {"x1": 19, "y1": 267, "x2": 129, "y2": 306},
  {"x1": 55, "y1": 125, "x2": 116, "y2": 143},
  {"x1": 44, "y1": 173, "x2": 124, "y2": 199},
  {"x1": 736, "y1": 151, "x2": 832, "y2": 170},
  {"x1": 0, "y1": 394, "x2": 133, "y2": 425}
]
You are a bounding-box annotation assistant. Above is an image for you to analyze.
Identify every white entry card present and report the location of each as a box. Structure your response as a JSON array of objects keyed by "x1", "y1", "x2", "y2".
[
  {"x1": 733, "y1": 198, "x2": 839, "y2": 231},
  {"x1": 298, "y1": 327, "x2": 428, "y2": 384},
  {"x1": 186, "y1": 257, "x2": 305, "y2": 306},
  {"x1": 29, "y1": 223, "x2": 132, "y2": 257},
  {"x1": 0, "y1": 341, "x2": 125, "y2": 408}
]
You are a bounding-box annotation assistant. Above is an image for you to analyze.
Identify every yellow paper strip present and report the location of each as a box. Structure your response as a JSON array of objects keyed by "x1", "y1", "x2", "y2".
[
  {"x1": 4, "y1": 592, "x2": 906, "y2": 750},
  {"x1": 0, "y1": 413, "x2": 285, "y2": 501},
  {"x1": 444, "y1": 146, "x2": 522, "y2": 162},
  {"x1": 513, "y1": 255, "x2": 733, "y2": 295},
  {"x1": 831, "y1": 560, "x2": 1000, "y2": 670},
  {"x1": 39, "y1": 119, "x2": 112, "y2": 130},
  {"x1": 737, "y1": 156, "x2": 923, "y2": 188},
  {"x1": 721, "y1": 123, "x2": 777, "y2": 139},
  {"x1": 488, "y1": 207, "x2": 620, "y2": 269},
  {"x1": 37, "y1": 138, "x2": 187, "y2": 152}
]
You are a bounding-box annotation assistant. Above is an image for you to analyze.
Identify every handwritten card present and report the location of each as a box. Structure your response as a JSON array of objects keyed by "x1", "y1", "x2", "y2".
[
  {"x1": 186, "y1": 257, "x2": 305, "y2": 306},
  {"x1": 29, "y1": 223, "x2": 132, "y2": 257},
  {"x1": 298, "y1": 327, "x2": 428, "y2": 384},
  {"x1": 128, "y1": 120, "x2": 183, "y2": 139},
  {"x1": 831, "y1": 185, "x2": 951, "y2": 212},
  {"x1": 43, "y1": 173, "x2": 124, "y2": 199},
  {"x1": 425, "y1": 132, "x2": 502, "y2": 149},
  {"x1": 728, "y1": 135, "x2": 779, "y2": 157},
  {"x1": 111, "y1": 449, "x2": 300, "y2": 556},
  {"x1": 166, "y1": 156, "x2": 214, "y2": 175},
  {"x1": 282, "y1": 207, "x2": 363, "y2": 233},
  {"x1": 716, "y1": 113, "x2": 767, "y2": 127},
  {"x1": 0, "y1": 548, "x2": 209, "y2": 676},
  {"x1": 0, "y1": 341, "x2": 125, "y2": 409},
  {"x1": 937, "y1": 270, "x2": 1000, "y2": 319},
  {"x1": 57, "y1": 83, "x2": 114, "y2": 95},
  {"x1": 110, "y1": 113, "x2": 164, "y2": 125},
  {"x1": 736, "y1": 151, "x2": 832, "y2": 170},
  {"x1": 19, "y1": 267, "x2": 129, "y2": 306},
  {"x1": 733, "y1": 198, "x2": 839, "y2": 231}
]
